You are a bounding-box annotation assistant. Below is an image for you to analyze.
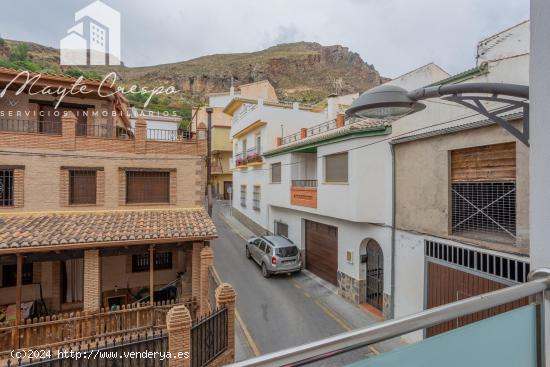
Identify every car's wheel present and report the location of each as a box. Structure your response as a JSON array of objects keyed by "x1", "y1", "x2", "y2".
[
  {"x1": 261, "y1": 263, "x2": 271, "y2": 278},
  {"x1": 245, "y1": 246, "x2": 251, "y2": 259}
]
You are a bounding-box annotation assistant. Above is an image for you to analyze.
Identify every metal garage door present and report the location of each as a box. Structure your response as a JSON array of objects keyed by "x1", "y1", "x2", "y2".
[
  {"x1": 426, "y1": 261, "x2": 528, "y2": 337},
  {"x1": 305, "y1": 220, "x2": 338, "y2": 285}
]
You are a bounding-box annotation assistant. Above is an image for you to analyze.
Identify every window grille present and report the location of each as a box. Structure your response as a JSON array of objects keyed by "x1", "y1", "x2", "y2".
[
  {"x1": 275, "y1": 221, "x2": 288, "y2": 237},
  {"x1": 2, "y1": 263, "x2": 33, "y2": 287},
  {"x1": 0, "y1": 169, "x2": 14, "y2": 207},
  {"x1": 451, "y1": 182, "x2": 516, "y2": 243},
  {"x1": 69, "y1": 170, "x2": 97, "y2": 205},
  {"x1": 253, "y1": 185, "x2": 261, "y2": 211},
  {"x1": 240, "y1": 185, "x2": 246, "y2": 207},
  {"x1": 132, "y1": 252, "x2": 173, "y2": 272},
  {"x1": 425, "y1": 240, "x2": 529, "y2": 283},
  {"x1": 126, "y1": 171, "x2": 170, "y2": 204}
]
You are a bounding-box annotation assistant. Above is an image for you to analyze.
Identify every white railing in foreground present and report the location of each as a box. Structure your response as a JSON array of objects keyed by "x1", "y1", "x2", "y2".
[{"x1": 228, "y1": 268, "x2": 550, "y2": 367}]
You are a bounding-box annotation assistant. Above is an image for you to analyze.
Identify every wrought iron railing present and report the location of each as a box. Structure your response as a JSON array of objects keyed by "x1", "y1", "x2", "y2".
[
  {"x1": 291, "y1": 179, "x2": 318, "y2": 187},
  {"x1": 0, "y1": 119, "x2": 62, "y2": 135},
  {"x1": 75, "y1": 123, "x2": 134, "y2": 139},
  {"x1": 281, "y1": 131, "x2": 301, "y2": 145},
  {"x1": 191, "y1": 307, "x2": 228, "y2": 367},
  {"x1": 147, "y1": 128, "x2": 194, "y2": 141},
  {"x1": 306, "y1": 119, "x2": 338, "y2": 136}
]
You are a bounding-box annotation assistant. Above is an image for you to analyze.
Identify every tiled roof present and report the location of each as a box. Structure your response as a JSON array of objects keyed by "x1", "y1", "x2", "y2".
[
  {"x1": 0, "y1": 208, "x2": 217, "y2": 250},
  {"x1": 264, "y1": 118, "x2": 391, "y2": 157}
]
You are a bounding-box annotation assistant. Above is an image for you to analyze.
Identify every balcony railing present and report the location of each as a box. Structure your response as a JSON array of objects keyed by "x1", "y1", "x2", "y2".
[
  {"x1": 281, "y1": 131, "x2": 301, "y2": 145},
  {"x1": 0, "y1": 119, "x2": 62, "y2": 135},
  {"x1": 147, "y1": 128, "x2": 194, "y2": 141},
  {"x1": 291, "y1": 179, "x2": 318, "y2": 187},
  {"x1": 228, "y1": 269, "x2": 550, "y2": 367},
  {"x1": 76, "y1": 123, "x2": 135, "y2": 139}
]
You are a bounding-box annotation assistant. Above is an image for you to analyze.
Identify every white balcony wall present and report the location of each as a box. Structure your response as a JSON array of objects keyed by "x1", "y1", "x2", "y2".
[{"x1": 265, "y1": 133, "x2": 392, "y2": 224}]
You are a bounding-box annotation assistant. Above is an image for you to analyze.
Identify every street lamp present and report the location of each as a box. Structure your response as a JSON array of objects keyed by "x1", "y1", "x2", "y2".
[{"x1": 346, "y1": 83, "x2": 530, "y2": 146}]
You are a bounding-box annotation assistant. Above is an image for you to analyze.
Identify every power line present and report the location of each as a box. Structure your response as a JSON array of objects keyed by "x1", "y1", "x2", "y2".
[{"x1": 235, "y1": 103, "x2": 522, "y2": 174}]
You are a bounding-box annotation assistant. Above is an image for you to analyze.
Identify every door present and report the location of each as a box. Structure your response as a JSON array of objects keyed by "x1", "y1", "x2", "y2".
[
  {"x1": 305, "y1": 220, "x2": 338, "y2": 285},
  {"x1": 426, "y1": 261, "x2": 528, "y2": 337},
  {"x1": 224, "y1": 181, "x2": 232, "y2": 200},
  {"x1": 365, "y1": 240, "x2": 384, "y2": 311}
]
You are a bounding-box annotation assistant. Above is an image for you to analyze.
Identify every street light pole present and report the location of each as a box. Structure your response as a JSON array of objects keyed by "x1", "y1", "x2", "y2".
[{"x1": 206, "y1": 107, "x2": 213, "y2": 215}]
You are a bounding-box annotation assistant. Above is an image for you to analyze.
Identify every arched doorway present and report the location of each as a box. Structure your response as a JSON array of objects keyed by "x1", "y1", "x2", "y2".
[{"x1": 364, "y1": 239, "x2": 384, "y2": 311}]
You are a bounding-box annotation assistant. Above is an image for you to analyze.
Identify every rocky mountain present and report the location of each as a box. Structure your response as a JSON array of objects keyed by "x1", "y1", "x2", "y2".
[{"x1": 0, "y1": 39, "x2": 386, "y2": 104}]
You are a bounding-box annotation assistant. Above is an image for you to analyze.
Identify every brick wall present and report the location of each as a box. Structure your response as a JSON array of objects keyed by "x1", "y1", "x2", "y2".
[{"x1": 0, "y1": 149, "x2": 204, "y2": 212}]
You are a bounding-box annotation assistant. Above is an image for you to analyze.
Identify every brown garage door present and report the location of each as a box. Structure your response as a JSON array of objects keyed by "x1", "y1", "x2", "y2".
[
  {"x1": 426, "y1": 261, "x2": 528, "y2": 337},
  {"x1": 305, "y1": 220, "x2": 338, "y2": 285}
]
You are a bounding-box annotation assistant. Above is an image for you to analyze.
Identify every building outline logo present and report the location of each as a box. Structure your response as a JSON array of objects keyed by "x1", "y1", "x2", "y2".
[{"x1": 60, "y1": 0, "x2": 121, "y2": 66}]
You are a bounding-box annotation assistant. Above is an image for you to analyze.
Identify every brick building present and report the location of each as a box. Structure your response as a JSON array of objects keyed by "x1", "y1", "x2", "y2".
[{"x1": 0, "y1": 67, "x2": 217, "y2": 352}]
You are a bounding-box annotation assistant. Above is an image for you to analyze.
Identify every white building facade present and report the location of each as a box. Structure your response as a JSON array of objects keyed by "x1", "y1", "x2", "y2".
[{"x1": 391, "y1": 21, "x2": 531, "y2": 342}]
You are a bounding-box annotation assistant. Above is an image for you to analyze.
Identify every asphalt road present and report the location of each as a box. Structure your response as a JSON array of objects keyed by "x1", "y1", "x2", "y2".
[{"x1": 210, "y1": 203, "x2": 403, "y2": 365}]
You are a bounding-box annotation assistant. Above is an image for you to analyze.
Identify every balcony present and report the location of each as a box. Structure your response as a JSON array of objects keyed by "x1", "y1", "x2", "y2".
[
  {"x1": 291, "y1": 180, "x2": 317, "y2": 208},
  {"x1": 0, "y1": 118, "x2": 202, "y2": 156},
  {"x1": 228, "y1": 269, "x2": 550, "y2": 367},
  {"x1": 234, "y1": 147, "x2": 263, "y2": 169}
]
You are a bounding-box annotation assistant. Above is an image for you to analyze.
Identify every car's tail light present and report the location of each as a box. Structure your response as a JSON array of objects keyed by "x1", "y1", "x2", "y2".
[{"x1": 271, "y1": 256, "x2": 277, "y2": 265}]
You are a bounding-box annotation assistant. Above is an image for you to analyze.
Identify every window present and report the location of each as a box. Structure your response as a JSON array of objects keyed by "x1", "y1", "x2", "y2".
[
  {"x1": 2, "y1": 263, "x2": 33, "y2": 287},
  {"x1": 69, "y1": 170, "x2": 97, "y2": 205},
  {"x1": 256, "y1": 135, "x2": 262, "y2": 154},
  {"x1": 271, "y1": 163, "x2": 281, "y2": 183},
  {"x1": 275, "y1": 221, "x2": 288, "y2": 237},
  {"x1": 253, "y1": 185, "x2": 261, "y2": 211},
  {"x1": 240, "y1": 185, "x2": 247, "y2": 207},
  {"x1": 259, "y1": 241, "x2": 266, "y2": 252},
  {"x1": 242, "y1": 139, "x2": 247, "y2": 155},
  {"x1": 132, "y1": 252, "x2": 173, "y2": 272},
  {"x1": 126, "y1": 171, "x2": 170, "y2": 204},
  {"x1": 0, "y1": 169, "x2": 13, "y2": 207},
  {"x1": 265, "y1": 245, "x2": 271, "y2": 254},
  {"x1": 325, "y1": 152, "x2": 348, "y2": 183},
  {"x1": 451, "y1": 143, "x2": 516, "y2": 243}
]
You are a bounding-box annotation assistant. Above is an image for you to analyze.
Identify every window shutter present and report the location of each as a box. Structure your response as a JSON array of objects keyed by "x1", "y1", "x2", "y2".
[{"x1": 325, "y1": 153, "x2": 348, "y2": 183}]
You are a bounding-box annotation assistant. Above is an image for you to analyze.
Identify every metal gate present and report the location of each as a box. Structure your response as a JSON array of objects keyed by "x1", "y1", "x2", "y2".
[{"x1": 365, "y1": 240, "x2": 384, "y2": 311}]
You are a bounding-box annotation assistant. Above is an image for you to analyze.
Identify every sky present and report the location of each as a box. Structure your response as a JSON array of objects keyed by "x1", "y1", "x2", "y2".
[{"x1": 0, "y1": 0, "x2": 529, "y2": 78}]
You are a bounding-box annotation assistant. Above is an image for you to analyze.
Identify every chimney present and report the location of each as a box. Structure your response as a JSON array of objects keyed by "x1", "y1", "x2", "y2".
[{"x1": 336, "y1": 113, "x2": 345, "y2": 128}]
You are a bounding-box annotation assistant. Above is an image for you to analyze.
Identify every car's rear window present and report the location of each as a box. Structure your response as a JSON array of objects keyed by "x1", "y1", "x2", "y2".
[{"x1": 276, "y1": 246, "x2": 299, "y2": 257}]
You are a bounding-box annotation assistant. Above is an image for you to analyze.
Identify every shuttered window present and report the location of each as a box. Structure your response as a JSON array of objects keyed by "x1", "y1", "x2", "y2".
[
  {"x1": 325, "y1": 152, "x2": 348, "y2": 183},
  {"x1": 69, "y1": 170, "x2": 97, "y2": 205},
  {"x1": 126, "y1": 171, "x2": 170, "y2": 204},
  {"x1": 451, "y1": 143, "x2": 517, "y2": 243},
  {"x1": 271, "y1": 163, "x2": 281, "y2": 183}
]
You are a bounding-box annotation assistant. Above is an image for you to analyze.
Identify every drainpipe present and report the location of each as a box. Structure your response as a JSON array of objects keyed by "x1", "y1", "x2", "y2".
[{"x1": 390, "y1": 143, "x2": 396, "y2": 319}]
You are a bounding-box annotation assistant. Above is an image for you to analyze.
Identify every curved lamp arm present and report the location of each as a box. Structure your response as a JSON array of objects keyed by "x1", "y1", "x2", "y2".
[{"x1": 407, "y1": 83, "x2": 529, "y2": 101}]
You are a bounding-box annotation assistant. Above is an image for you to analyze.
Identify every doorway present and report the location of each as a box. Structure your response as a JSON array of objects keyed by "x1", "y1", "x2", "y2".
[{"x1": 364, "y1": 239, "x2": 384, "y2": 311}]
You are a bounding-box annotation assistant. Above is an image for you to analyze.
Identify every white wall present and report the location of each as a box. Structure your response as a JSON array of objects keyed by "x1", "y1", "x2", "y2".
[
  {"x1": 477, "y1": 20, "x2": 530, "y2": 64},
  {"x1": 269, "y1": 206, "x2": 392, "y2": 288},
  {"x1": 385, "y1": 63, "x2": 450, "y2": 90}
]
